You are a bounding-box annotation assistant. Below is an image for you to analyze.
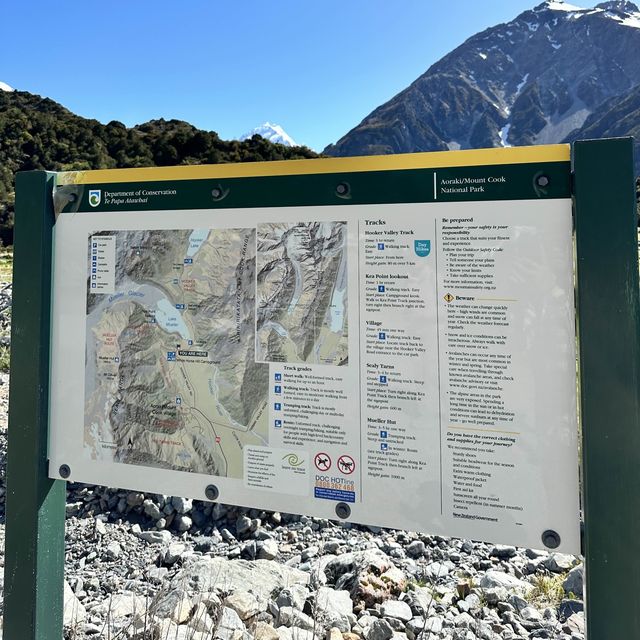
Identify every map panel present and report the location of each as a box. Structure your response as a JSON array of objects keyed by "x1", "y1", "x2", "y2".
[
  {"x1": 85, "y1": 228, "x2": 268, "y2": 478},
  {"x1": 256, "y1": 221, "x2": 348, "y2": 365}
]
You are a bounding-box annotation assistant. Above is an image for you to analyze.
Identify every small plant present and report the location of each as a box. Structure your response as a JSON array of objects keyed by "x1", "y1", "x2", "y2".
[
  {"x1": 528, "y1": 572, "x2": 566, "y2": 608},
  {"x1": 0, "y1": 247, "x2": 12, "y2": 282}
]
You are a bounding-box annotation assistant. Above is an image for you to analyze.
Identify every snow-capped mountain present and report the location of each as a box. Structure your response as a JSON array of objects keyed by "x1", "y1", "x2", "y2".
[
  {"x1": 0, "y1": 82, "x2": 14, "y2": 92},
  {"x1": 324, "y1": 0, "x2": 640, "y2": 168},
  {"x1": 240, "y1": 122, "x2": 297, "y2": 147}
]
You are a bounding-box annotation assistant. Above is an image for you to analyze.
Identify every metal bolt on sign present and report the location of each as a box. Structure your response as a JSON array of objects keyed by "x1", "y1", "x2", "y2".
[
  {"x1": 335, "y1": 502, "x2": 351, "y2": 519},
  {"x1": 541, "y1": 529, "x2": 561, "y2": 549},
  {"x1": 205, "y1": 484, "x2": 219, "y2": 501}
]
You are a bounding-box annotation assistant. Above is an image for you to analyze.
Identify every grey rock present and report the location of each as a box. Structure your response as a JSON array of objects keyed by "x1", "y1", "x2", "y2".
[
  {"x1": 225, "y1": 591, "x2": 264, "y2": 620},
  {"x1": 152, "y1": 589, "x2": 194, "y2": 623},
  {"x1": 558, "y1": 599, "x2": 584, "y2": 620},
  {"x1": 136, "y1": 529, "x2": 172, "y2": 545},
  {"x1": 278, "y1": 606, "x2": 315, "y2": 630},
  {"x1": 145, "y1": 565, "x2": 169, "y2": 584},
  {"x1": 276, "y1": 627, "x2": 315, "y2": 640},
  {"x1": 520, "y1": 606, "x2": 542, "y2": 622},
  {"x1": 562, "y1": 564, "x2": 584, "y2": 598},
  {"x1": 406, "y1": 586, "x2": 435, "y2": 615},
  {"x1": 175, "y1": 514, "x2": 192, "y2": 532},
  {"x1": 425, "y1": 561, "x2": 453, "y2": 578},
  {"x1": 83, "y1": 622, "x2": 102, "y2": 635},
  {"x1": 323, "y1": 540, "x2": 342, "y2": 555},
  {"x1": 143, "y1": 499, "x2": 162, "y2": 520},
  {"x1": 406, "y1": 541, "x2": 426, "y2": 558},
  {"x1": 176, "y1": 557, "x2": 309, "y2": 600},
  {"x1": 94, "y1": 519, "x2": 107, "y2": 536},
  {"x1": 482, "y1": 587, "x2": 508, "y2": 606},
  {"x1": 315, "y1": 586, "x2": 353, "y2": 619},
  {"x1": 255, "y1": 621, "x2": 280, "y2": 640},
  {"x1": 237, "y1": 515, "x2": 253, "y2": 535},
  {"x1": 189, "y1": 601, "x2": 216, "y2": 633},
  {"x1": 452, "y1": 612, "x2": 475, "y2": 629},
  {"x1": 63, "y1": 580, "x2": 87, "y2": 626},
  {"x1": 258, "y1": 538, "x2": 280, "y2": 560},
  {"x1": 324, "y1": 614, "x2": 351, "y2": 632},
  {"x1": 217, "y1": 606, "x2": 248, "y2": 640},
  {"x1": 380, "y1": 600, "x2": 412, "y2": 622},
  {"x1": 126, "y1": 492, "x2": 145, "y2": 507},
  {"x1": 105, "y1": 541, "x2": 122, "y2": 559},
  {"x1": 364, "y1": 618, "x2": 394, "y2": 640},
  {"x1": 277, "y1": 585, "x2": 310, "y2": 611},
  {"x1": 193, "y1": 535, "x2": 218, "y2": 552},
  {"x1": 507, "y1": 593, "x2": 528, "y2": 613},
  {"x1": 563, "y1": 612, "x2": 585, "y2": 635},
  {"x1": 222, "y1": 528, "x2": 237, "y2": 542},
  {"x1": 418, "y1": 617, "x2": 443, "y2": 635},
  {"x1": 490, "y1": 545, "x2": 517, "y2": 559},
  {"x1": 93, "y1": 592, "x2": 148, "y2": 619},
  {"x1": 171, "y1": 496, "x2": 193, "y2": 514},
  {"x1": 164, "y1": 542, "x2": 187, "y2": 565},
  {"x1": 542, "y1": 553, "x2": 577, "y2": 573},
  {"x1": 479, "y1": 570, "x2": 532, "y2": 593},
  {"x1": 302, "y1": 546, "x2": 319, "y2": 561}
]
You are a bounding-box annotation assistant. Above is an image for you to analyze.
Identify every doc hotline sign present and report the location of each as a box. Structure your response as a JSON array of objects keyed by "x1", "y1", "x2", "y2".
[{"x1": 49, "y1": 145, "x2": 580, "y2": 552}]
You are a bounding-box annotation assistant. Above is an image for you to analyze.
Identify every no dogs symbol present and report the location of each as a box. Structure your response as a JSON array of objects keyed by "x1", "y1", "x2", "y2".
[{"x1": 314, "y1": 453, "x2": 331, "y2": 471}]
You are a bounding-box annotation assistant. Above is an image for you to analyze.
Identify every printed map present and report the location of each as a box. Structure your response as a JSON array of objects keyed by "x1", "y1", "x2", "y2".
[
  {"x1": 85, "y1": 228, "x2": 268, "y2": 477},
  {"x1": 256, "y1": 221, "x2": 348, "y2": 365}
]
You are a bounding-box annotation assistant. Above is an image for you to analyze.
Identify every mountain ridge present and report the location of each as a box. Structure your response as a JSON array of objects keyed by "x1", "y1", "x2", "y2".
[{"x1": 323, "y1": 0, "x2": 640, "y2": 173}]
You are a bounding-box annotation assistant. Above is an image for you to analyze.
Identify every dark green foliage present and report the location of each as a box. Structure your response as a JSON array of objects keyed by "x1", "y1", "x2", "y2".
[{"x1": 0, "y1": 91, "x2": 318, "y2": 245}]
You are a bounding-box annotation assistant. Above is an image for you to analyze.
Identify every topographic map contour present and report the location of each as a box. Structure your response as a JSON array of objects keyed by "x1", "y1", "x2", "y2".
[
  {"x1": 85, "y1": 228, "x2": 268, "y2": 477},
  {"x1": 256, "y1": 221, "x2": 348, "y2": 366}
]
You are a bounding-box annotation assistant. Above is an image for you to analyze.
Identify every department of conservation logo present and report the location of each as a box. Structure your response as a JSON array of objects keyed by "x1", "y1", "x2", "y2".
[
  {"x1": 414, "y1": 240, "x2": 431, "y2": 257},
  {"x1": 88, "y1": 189, "x2": 102, "y2": 208}
]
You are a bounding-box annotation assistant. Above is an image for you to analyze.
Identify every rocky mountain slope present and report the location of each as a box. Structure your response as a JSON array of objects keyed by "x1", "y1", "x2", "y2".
[{"x1": 324, "y1": 1, "x2": 640, "y2": 173}]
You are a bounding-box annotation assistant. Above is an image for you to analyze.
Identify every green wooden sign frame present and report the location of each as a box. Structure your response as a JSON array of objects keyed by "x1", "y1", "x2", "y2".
[{"x1": 3, "y1": 138, "x2": 638, "y2": 639}]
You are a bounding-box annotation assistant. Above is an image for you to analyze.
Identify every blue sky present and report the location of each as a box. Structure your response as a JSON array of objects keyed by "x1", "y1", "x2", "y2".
[{"x1": 2, "y1": 1, "x2": 542, "y2": 151}]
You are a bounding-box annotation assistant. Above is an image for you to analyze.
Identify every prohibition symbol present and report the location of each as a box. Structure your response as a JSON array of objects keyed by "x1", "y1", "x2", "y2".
[
  {"x1": 314, "y1": 452, "x2": 331, "y2": 471},
  {"x1": 337, "y1": 455, "x2": 356, "y2": 475}
]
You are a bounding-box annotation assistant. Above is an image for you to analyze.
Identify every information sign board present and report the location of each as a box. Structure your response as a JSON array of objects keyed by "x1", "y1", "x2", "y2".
[{"x1": 48, "y1": 146, "x2": 580, "y2": 551}]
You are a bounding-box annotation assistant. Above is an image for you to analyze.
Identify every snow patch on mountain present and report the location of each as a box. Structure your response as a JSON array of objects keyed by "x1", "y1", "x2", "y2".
[
  {"x1": 543, "y1": 1, "x2": 585, "y2": 12},
  {"x1": 499, "y1": 124, "x2": 511, "y2": 147},
  {"x1": 240, "y1": 122, "x2": 297, "y2": 147},
  {"x1": 0, "y1": 82, "x2": 14, "y2": 92}
]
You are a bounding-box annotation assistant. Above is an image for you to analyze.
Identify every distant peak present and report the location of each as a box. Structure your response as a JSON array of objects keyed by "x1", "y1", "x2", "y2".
[
  {"x1": 0, "y1": 82, "x2": 14, "y2": 92},
  {"x1": 534, "y1": 1, "x2": 585, "y2": 12},
  {"x1": 239, "y1": 122, "x2": 298, "y2": 147},
  {"x1": 595, "y1": 1, "x2": 640, "y2": 13}
]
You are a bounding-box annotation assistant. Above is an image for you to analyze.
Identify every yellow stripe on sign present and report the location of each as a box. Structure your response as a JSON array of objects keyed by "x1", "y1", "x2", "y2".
[{"x1": 56, "y1": 144, "x2": 570, "y2": 185}]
